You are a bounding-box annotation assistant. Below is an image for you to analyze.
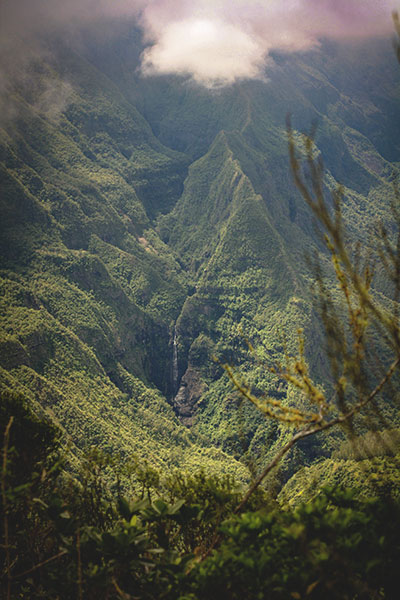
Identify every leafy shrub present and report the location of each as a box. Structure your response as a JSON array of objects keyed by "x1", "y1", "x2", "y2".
[{"x1": 193, "y1": 488, "x2": 400, "y2": 600}]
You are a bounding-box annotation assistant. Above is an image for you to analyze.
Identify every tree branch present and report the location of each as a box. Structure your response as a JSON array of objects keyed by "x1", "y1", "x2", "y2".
[{"x1": 1, "y1": 417, "x2": 14, "y2": 600}]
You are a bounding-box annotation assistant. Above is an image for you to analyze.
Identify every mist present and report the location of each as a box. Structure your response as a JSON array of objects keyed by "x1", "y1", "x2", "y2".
[{"x1": 0, "y1": 0, "x2": 396, "y2": 90}]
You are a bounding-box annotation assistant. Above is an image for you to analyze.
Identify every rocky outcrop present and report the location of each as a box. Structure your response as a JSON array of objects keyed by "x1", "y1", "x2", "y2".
[{"x1": 173, "y1": 365, "x2": 208, "y2": 427}]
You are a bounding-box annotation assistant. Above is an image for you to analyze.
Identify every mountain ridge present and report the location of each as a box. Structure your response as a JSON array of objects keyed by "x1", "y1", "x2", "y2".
[{"x1": 1, "y1": 30, "x2": 399, "y2": 485}]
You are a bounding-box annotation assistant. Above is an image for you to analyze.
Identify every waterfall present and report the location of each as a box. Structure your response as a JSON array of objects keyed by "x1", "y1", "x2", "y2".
[{"x1": 172, "y1": 326, "x2": 178, "y2": 395}]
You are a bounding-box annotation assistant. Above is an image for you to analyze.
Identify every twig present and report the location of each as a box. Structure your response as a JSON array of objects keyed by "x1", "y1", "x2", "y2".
[
  {"x1": 237, "y1": 355, "x2": 400, "y2": 515},
  {"x1": 12, "y1": 550, "x2": 67, "y2": 579},
  {"x1": 77, "y1": 528, "x2": 83, "y2": 600},
  {"x1": 1, "y1": 417, "x2": 14, "y2": 600},
  {"x1": 201, "y1": 356, "x2": 400, "y2": 562},
  {"x1": 112, "y1": 576, "x2": 133, "y2": 599}
]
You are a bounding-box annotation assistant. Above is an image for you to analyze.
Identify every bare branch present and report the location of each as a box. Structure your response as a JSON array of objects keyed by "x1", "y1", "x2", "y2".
[{"x1": 1, "y1": 417, "x2": 14, "y2": 600}]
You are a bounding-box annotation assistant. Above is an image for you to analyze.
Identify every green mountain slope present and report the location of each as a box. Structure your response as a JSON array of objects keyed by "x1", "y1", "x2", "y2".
[
  {"x1": 0, "y1": 41, "x2": 249, "y2": 480},
  {"x1": 1, "y1": 31, "x2": 399, "y2": 488}
]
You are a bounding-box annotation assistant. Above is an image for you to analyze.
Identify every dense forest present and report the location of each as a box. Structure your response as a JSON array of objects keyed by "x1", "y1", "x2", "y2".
[{"x1": 1, "y1": 3, "x2": 400, "y2": 598}]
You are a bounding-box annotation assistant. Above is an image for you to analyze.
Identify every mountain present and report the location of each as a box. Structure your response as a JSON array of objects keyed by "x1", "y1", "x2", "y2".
[{"x1": 1, "y1": 29, "x2": 399, "y2": 484}]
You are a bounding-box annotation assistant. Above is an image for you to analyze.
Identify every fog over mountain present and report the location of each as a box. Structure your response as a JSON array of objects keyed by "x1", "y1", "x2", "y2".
[{"x1": 1, "y1": 0, "x2": 396, "y2": 88}]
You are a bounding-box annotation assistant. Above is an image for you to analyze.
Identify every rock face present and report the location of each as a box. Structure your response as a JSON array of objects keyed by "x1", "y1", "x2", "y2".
[{"x1": 174, "y1": 365, "x2": 208, "y2": 426}]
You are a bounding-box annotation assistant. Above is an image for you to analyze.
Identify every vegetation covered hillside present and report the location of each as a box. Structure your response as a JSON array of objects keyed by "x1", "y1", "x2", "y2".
[
  {"x1": 2, "y1": 12, "x2": 400, "y2": 599},
  {"x1": 1, "y1": 27, "x2": 399, "y2": 484},
  {"x1": 0, "y1": 39, "x2": 249, "y2": 480}
]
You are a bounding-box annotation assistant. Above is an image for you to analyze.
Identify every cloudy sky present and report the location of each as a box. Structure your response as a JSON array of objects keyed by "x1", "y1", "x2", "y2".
[{"x1": 0, "y1": 0, "x2": 397, "y2": 87}]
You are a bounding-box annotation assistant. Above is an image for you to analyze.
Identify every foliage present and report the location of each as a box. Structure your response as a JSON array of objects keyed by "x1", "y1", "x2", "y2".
[
  {"x1": 2, "y1": 405, "x2": 400, "y2": 599},
  {"x1": 217, "y1": 118, "x2": 400, "y2": 514},
  {"x1": 194, "y1": 488, "x2": 400, "y2": 600}
]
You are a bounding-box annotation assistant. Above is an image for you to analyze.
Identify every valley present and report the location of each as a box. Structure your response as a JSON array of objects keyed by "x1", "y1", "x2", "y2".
[
  {"x1": 2, "y1": 4, "x2": 400, "y2": 597},
  {"x1": 1, "y1": 30, "x2": 400, "y2": 485}
]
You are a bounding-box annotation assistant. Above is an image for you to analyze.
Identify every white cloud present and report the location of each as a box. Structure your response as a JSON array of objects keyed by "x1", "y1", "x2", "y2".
[
  {"x1": 0, "y1": 0, "x2": 396, "y2": 89},
  {"x1": 141, "y1": 18, "x2": 266, "y2": 87},
  {"x1": 138, "y1": 0, "x2": 396, "y2": 86}
]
